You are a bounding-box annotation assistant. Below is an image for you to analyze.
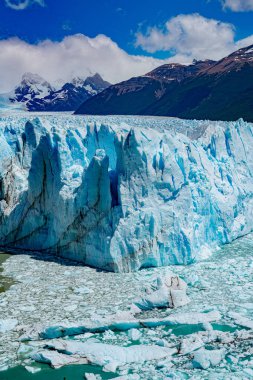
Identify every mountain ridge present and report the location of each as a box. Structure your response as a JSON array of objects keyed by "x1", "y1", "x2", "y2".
[
  {"x1": 2, "y1": 72, "x2": 111, "y2": 112},
  {"x1": 75, "y1": 45, "x2": 253, "y2": 122}
]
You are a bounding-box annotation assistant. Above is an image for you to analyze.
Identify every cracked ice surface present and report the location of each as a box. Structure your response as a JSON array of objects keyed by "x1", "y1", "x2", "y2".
[
  {"x1": 1, "y1": 114, "x2": 253, "y2": 271},
  {"x1": 0, "y1": 233, "x2": 253, "y2": 378}
]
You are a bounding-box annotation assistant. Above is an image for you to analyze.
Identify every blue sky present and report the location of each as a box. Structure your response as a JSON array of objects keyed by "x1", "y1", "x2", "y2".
[
  {"x1": 0, "y1": 0, "x2": 253, "y2": 91},
  {"x1": 1, "y1": 0, "x2": 253, "y2": 56}
]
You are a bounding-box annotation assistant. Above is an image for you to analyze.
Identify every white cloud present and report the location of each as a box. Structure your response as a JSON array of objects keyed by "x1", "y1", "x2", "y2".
[
  {"x1": 135, "y1": 13, "x2": 253, "y2": 62},
  {"x1": 0, "y1": 34, "x2": 164, "y2": 93},
  {"x1": 1, "y1": 20, "x2": 253, "y2": 93},
  {"x1": 5, "y1": 0, "x2": 44, "y2": 11},
  {"x1": 222, "y1": 0, "x2": 253, "y2": 11}
]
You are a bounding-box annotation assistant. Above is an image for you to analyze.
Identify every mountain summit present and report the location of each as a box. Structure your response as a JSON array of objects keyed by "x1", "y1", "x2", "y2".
[
  {"x1": 9, "y1": 72, "x2": 54, "y2": 104},
  {"x1": 27, "y1": 72, "x2": 111, "y2": 112},
  {"x1": 75, "y1": 45, "x2": 253, "y2": 122},
  {"x1": 5, "y1": 73, "x2": 111, "y2": 112}
]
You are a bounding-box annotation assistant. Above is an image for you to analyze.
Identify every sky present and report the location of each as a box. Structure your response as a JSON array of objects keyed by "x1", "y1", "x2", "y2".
[{"x1": 0, "y1": 0, "x2": 253, "y2": 92}]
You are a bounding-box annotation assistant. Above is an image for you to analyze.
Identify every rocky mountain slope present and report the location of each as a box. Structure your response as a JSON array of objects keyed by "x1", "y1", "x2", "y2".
[
  {"x1": 0, "y1": 115, "x2": 253, "y2": 271},
  {"x1": 75, "y1": 45, "x2": 253, "y2": 122}
]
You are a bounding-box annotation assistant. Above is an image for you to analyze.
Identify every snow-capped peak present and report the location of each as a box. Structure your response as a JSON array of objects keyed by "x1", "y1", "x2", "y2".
[
  {"x1": 8, "y1": 72, "x2": 55, "y2": 105},
  {"x1": 1, "y1": 72, "x2": 111, "y2": 111},
  {"x1": 71, "y1": 76, "x2": 85, "y2": 87},
  {"x1": 21, "y1": 72, "x2": 48, "y2": 85}
]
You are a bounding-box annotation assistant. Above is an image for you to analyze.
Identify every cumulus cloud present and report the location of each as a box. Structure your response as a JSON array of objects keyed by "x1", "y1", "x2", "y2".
[
  {"x1": 222, "y1": 0, "x2": 253, "y2": 11},
  {"x1": 5, "y1": 0, "x2": 45, "y2": 11},
  {"x1": 135, "y1": 13, "x2": 253, "y2": 62},
  {"x1": 1, "y1": 20, "x2": 253, "y2": 93},
  {"x1": 0, "y1": 34, "x2": 164, "y2": 93}
]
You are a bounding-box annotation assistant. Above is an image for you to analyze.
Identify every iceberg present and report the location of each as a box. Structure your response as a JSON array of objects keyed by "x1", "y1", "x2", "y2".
[
  {"x1": 38, "y1": 310, "x2": 221, "y2": 339},
  {"x1": 133, "y1": 274, "x2": 190, "y2": 310},
  {"x1": 32, "y1": 350, "x2": 88, "y2": 368},
  {"x1": 1, "y1": 114, "x2": 253, "y2": 272},
  {"x1": 0, "y1": 319, "x2": 18, "y2": 333},
  {"x1": 192, "y1": 348, "x2": 225, "y2": 369},
  {"x1": 34, "y1": 339, "x2": 176, "y2": 369}
]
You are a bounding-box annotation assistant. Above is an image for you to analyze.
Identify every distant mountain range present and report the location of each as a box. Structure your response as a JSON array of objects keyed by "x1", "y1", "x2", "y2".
[
  {"x1": 75, "y1": 45, "x2": 253, "y2": 122},
  {"x1": 1, "y1": 72, "x2": 111, "y2": 112}
]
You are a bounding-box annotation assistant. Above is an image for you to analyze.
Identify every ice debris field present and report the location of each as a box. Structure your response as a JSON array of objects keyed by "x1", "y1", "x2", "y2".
[
  {"x1": 0, "y1": 233, "x2": 253, "y2": 379},
  {"x1": 0, "y1": 114, "x2": 253, "y2": 379}
]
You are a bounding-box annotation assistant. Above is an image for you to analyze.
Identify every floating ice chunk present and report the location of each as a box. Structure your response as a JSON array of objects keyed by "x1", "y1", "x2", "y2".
[
  {"x1": 202, "y1": 322, "x2": 213, "y2": 331},
  {"x1": 43, "y1": 340, "x2": 176, "y2": 368},
  {"x1": 127, "y1": 329, "x2": 141, "y2": 341},
  {"x1": 32, "y1": 350, "x2": 88, "y2": 368},
  {"x1": 179, "y1": 334, "x2": 204, "y2": 355},
  {"x1": 141, "y1": 310, "x2": 221, "y2": 328},
  {"x1": 17, "y1": 343, "x2": 38, "y2": 359},
  {"x1": 185, "y1": 273, "x2": 208, "y2": 289},
  {"x1": 114, "y1": 375, "x2": 140, "y2": 380},
  {"x1": 0, "y1": 364, "x2": 9, "y2": 372},
  {"x1": 133, "y1": 275, "x2": 190, "y2": 311},
  {"x1": 24, "y1": 365, "x2": 41, "y2": 374},
  {"x1": 103, "y1": 361, "x2": 119, "y2": 373},
  {"x1": 19, "y1": 305, "x2": 36, "y2": 312},
  {"x1": 84, "y1": 374, "x2": 102, "y2": 380},
  {"x1": 235, "y1": 329, "x2": 253, "y2": 340},
  {"x1": 154, "y1": 339, "x2": 172, "y2": 348},
  {"x1": 0, "y1": 319, "x2": 18, "y2": 333},
  {"x1": 65, "y1": 304, "x2": 78, "y2": 312},
  {"x1": 243, "y1": 368, "x2": 253, "y2": 378},
  {"x1": 39, "y1": 311, "x2": 221, "y2": 339},
  {"x1": 73, "y1": 286, "x2": 94, "y2": 295},
  {"x1": 192, "y1": 348, "x2": 225, "y2": 369},
  {"x1": 229, "y1": 312, "x2": 253, "y2": 329}
]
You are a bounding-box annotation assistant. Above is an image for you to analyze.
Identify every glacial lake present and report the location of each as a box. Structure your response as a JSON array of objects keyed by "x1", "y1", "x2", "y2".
[{"x1": 0, "y1": 363, "x2": 118, "y2": 379}]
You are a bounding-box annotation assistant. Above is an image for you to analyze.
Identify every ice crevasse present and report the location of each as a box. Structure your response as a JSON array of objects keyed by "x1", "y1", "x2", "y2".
[{"x1": 0, "y1": 114, "x2": 253, "y2": 272}]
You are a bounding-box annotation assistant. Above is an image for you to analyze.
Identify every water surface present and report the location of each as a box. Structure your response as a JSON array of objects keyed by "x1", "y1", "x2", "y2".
[{"x1": 0, "y1": 364, "x2": 117, "y2": 380}]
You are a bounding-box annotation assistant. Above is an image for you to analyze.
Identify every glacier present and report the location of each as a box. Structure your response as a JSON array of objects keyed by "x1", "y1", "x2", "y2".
[{"x1": 0, "y1": 114, "x2": 253, "y2": 272}]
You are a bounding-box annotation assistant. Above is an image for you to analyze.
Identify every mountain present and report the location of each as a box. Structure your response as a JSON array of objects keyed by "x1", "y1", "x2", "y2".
[
  {"x1": 27, "y1": 73, "x2": 111, "y2": 111},
  {"x1": 75, "y1": 45, "x2": 253, "y2": 122},
  {"x1": 9, "y1": 72, "x2": 55, "y2": 105},
  {"x1": 3, "y1": 72, "x2": 111, "y2": 112},
  {"x1": 1, "y1": 115, "x2": 253, "y2": 271},
  {"x1": 145, "y1": 60, "x2": 215, "y2": 82}
]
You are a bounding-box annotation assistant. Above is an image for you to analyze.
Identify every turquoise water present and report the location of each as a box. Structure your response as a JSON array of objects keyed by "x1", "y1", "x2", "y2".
[
  {"x1": 163, "y1": 323, "x2": 237, "y2": 336},
  {"x1": 0, "y1": 364, "x2": 118, "y2": 380}
]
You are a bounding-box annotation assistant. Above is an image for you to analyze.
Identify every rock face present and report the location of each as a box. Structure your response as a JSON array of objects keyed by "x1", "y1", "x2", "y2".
[{"x1": 0, "y1": 115, "x2": 253, "y2": 272}]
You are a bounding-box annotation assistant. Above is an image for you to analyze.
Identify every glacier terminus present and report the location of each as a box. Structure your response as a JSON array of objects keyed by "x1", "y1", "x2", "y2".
[{"x1": 0, "y1": 114, "x2": 253, "y2": 272}]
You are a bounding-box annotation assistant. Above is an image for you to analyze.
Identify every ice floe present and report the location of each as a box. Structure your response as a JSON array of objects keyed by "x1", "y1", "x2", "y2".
[
  {"x1": 0, "y1": 231, "x2": 253, "y2": 378},
  {"x1": 192, "y1": 348, "x2": 225, "y2": 369}
]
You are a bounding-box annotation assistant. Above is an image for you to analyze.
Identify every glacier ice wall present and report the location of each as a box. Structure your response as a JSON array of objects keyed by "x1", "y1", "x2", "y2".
[{"x1": 0, "y1": 114, "x2": 253, "y2": 272}]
